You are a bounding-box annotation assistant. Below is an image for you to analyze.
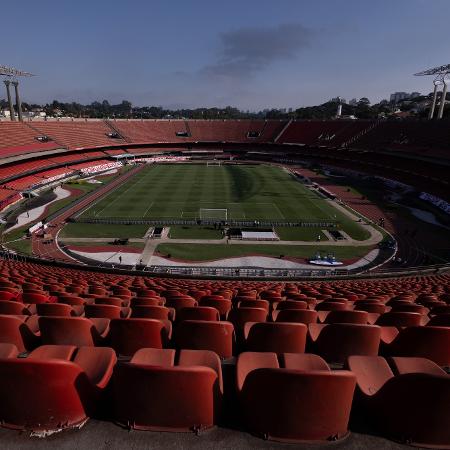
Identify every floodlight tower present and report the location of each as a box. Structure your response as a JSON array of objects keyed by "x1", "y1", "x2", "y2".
[
  {"x1": 0, "y1": 65, "x2": 34, "y2": 121},
  {"x1": 336, "y1": 97, "x2": 343, "y2": 118},
  {"x1": 415, "y1": 64, "x2": 450, "y2": 119}
]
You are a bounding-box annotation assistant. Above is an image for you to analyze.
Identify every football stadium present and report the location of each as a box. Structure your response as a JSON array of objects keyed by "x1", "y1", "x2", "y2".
[{"x1": 0, "y1": 1, "x2": 449, "y2": 448}]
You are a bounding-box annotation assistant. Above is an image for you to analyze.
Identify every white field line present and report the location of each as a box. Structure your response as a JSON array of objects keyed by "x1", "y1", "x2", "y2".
[
  {"x1": 272, "y1": 202, "x2": 285, "y2": 219},
  {"x1": 303, "y1": 188, "x2": 336, "y2": 221},
  {"x1": 80, "y1": 167, "x2": 151, "y2": 217},
  {"x1": 142, "y1": 201, "x2": 154, "y2": 218},
  {"x1": 88, "y1": 174, "x2": 145, "y2": 218}
]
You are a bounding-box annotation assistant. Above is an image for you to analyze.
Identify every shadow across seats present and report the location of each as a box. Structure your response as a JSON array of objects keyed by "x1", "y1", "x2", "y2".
[{"x1": 348, "y1": 355, "x2": 450, "y2": 448}]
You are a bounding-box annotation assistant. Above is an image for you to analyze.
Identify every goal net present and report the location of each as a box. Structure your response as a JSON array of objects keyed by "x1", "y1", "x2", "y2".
[
  {"x1": 199, "y1": 208, "x2": 228, "y2": 221},
  {"x1": 206, "y1": 160, "x2": 222, "y2": 166}
]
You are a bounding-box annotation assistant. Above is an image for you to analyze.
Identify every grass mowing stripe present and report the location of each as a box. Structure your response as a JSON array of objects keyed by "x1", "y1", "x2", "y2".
[
  {"x1": 156, "y1": 243, "x2": 373, "y2": 261},
  {"x1": 78, "y1": 164, "x2": 367, "y2": 240}
]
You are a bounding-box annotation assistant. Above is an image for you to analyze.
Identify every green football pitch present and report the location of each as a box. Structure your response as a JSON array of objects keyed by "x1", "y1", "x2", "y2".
[{"x1": 79, "y1": 164, "x2": 353, "y2": 224}]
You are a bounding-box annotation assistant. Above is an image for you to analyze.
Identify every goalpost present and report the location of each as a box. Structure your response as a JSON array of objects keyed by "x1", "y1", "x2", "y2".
[
  {"x1": 199, "y1": 208, "x2": 228, "y2": 221},
  {"x1": 206, "y1": 160, "x2": 222, "y2": 167}
]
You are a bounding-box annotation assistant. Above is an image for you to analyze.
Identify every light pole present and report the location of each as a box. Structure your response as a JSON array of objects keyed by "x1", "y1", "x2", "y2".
[{"x1": 3, "y1": 80, "x2": 16, "y2": 121}]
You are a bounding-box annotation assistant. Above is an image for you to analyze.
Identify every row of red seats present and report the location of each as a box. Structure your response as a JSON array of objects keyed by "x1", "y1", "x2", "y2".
[
  {"x1": 354, "y1": 120, "x2": 450, "y2": 156},
  {"x1": 28, "y1": 121, "x2": 125, "y2": 149},
  {"x1": 1, "y1": 313, "x2": 449, "y2": 366},
  {"x1": 1, "y1": 258, "x2": 449, "y2": 298},
  {"x1": 0, "y1": 343, "x2": 447, "y2": 446},
  {"x1": 1, "y1": 119, "x2": 448, "y2": 154},
  {"x1": 3, "y1": 296, "x2": 449, "y2": 325},
  {"x1": 278, "y1": 120, "x2": 372, "y2": 147},
  {"x1": 0, "y1": 122, "x2": 59, "y2": 156}
]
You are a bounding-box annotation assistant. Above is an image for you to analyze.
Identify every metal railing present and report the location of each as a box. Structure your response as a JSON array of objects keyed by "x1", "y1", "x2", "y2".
[{"x1": 2, "y1": 243, "x2": 445, "y2": 282}]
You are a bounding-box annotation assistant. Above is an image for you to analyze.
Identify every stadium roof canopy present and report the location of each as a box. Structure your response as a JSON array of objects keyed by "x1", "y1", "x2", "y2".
[
  {"x1": 414, "y1": 64, "x2": 450, "y2": 76},
  {"x1": 0, "y1": 65, "x2": 34, "y2": 77}
]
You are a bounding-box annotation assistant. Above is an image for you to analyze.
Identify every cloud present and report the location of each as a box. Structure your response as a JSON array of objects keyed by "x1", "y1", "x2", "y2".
[{"x1": 201, "y1": 23, "x2": 313, "y2": 79}]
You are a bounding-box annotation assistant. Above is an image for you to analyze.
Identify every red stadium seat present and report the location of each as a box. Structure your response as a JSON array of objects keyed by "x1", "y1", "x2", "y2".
[
  {"x1": 348, "y1": 355, "x2": 450, "y2": 447},
  {"x1": 0, "y1": 343, "x2": 19, "y2": 358},
  {"x1": 109, "y1": 318, "x2": 170, "y2": 357},
  {"x1": 85, "y1": 304, "x2": 130, "y2": 319},
  {"x1": 376, "y1": 312, "x2": 425, "y2": 327},
  {"x1": 198, "y1": 296, "x2": 232, "y2": 317},
  {"x1": 236, "y1": 351, "x2": 356, "y2": 442},
  {"x1": 273, "y1": 309, "x2": 318, "y2": 324},
  {"x1": 280, "y1": 353, "x2": 330, "y2": 371},
  {"x1": 320, "y1": 310, "x2": 370, "y2": 324},
  {"x1": 113, "y1": 349, "x2": 222, "y2": 431},
  {"x1": 243, "y1": 322, "x2": 307, "y2": 354},
  {"x1": 0, "y1": 346, "x2": 116, "y2": 433},
  {"x1": 0, "y1": 301, "x2": 30, "y2": 316},
  {"x1": 130, "y1": 305, "x2": 174, "y2": 321},
  {"x1": 0, "y1": 315, "x2": 39, "y2": 352},
  {"x1": 308, "y1": 324, "x2": 381, "y2": 365},
  {"x1": 174, "y1": 320, "x2": 234, "y2": 358},
  {"x1": 273, "y1": 300, "x2": 307, "y2": 310},
  {"x1": 380, "y1": 326, "x2": 450, "y2": 366},
  {"x1": 176, "y1": 306, "x2": 220, "y2": 322},
  {"x1": 227, "y1": 307, "x2": 268, "y2": 334},
  {"x1": 36, "y1": 302, "x2": 82, "y2": 317},
  {"x1": 39, "y1": 317, "x2": 109, "y2": 347}
]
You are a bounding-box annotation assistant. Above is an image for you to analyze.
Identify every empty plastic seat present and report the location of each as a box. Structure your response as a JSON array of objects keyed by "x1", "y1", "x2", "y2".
[
  {"x1": 348, "y1": 355, "x2": 450, "y2": 447},
  {"x1": 39, "y1": 317, "x2": 109, "y2": 347},
  {"x1": 244, "y1": 322, "x2": 307, "y2": 354},
  {"x1": 176, "y1": 306, "x2": 220, "y2": 322},
  {"x1": 130, "y1": 305, "x2": 174, "y2": 321},
  {"x1": 109, "y1": 318, "x2": 170, "y2": 357},
  {"x1": 274, "y1": 300, "x2": 307, "y2": 311},
  {"x1": 427, "y1": 313, "x2": 450, "y2": 326},
  {"x1": 0, "y1": 343, "x2": 19, "y2": 358},
  {"x1": 273, "y1": 309, "x2": 318, "y2": 324},
  {"x1": 19, "y1": 292, "x2": 51, "y2": 304},
  {"x1": 0, "y1": 315, "x2": 39, "y2": 352},
  {"x1": 308, "y1": 324, "x2": 381, "y2": 365},
  {"x1": 58, "y1": 296, "x2": 88, "y2": 306},
  {"x1": 165, "y1": 297, "x2": 197, "y2": 312},
  {"x1": 0, "y1": 291, "x2": 19, "y2": 301},
  {"x1": 316, "y1": 301, "x2": 350, "y2": 312},
  {"x1": 113, "y1": 348, "x2": 222, "y2": 431},
  {"x1": 390, "y1": 304, "x2": 428, "y2": 314},
  {"x1": 0, "y1": 346, "x2": 116, "y2": 433},
  {"x1": 376, "y1": 312, "x2": 424, "y2": 327},
  {"x1": 227, "y1": 307, "x2": 267, "y2": 333},
  {"x1": 36, "y1": 302, "x2": 82, "y2": 317},
  {"x1": 237, "y1": 299, "x2": 270, "y2": 312},
  {"x1": 236, "y1": 351, "x2": 356, "y2": 442},
  {"x1": 175, "y1": 320, "x2": 234, "y2": 359},
  {"x1": 130, "y1": 297, "x2": 164, "y2": 307},
  {"x1": 85, "y1": 304, "x2": 130, "y2": 319},
  {"x1": 381, "y1": 326, "x2": 450, "y2": 366},
  {"x1": 430, "y1": 305, "x2": 450, "y2": 316},
  {"x1": 0, "y1": 301, "x2": 30, "y2": 316},
  {"x1": 320, "y1": 310, "x2": 370, "y2": 324},
  {"x1": 95, "y1": 297, "x2": 130, "y2": 308},
  {"x1": 281, "y1": 353, "x2": 330, "y2": 371},
  {"x1": 354, "y1": 302, "x2": 386, "y2": 314},
  {"x1": 390, "y1": 356, "x2": 447, "y2": 376},
  {"x1": 131, "y1": 348, "x2": 176, "y2": 366},
  {"x1": 198, "y1": 297, "x2": 232, "y2": 317}
]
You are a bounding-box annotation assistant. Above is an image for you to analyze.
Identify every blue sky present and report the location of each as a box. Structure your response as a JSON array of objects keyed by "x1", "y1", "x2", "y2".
[{"x1": 2, "y1": 0, "x2": 449, "y2": 109}]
